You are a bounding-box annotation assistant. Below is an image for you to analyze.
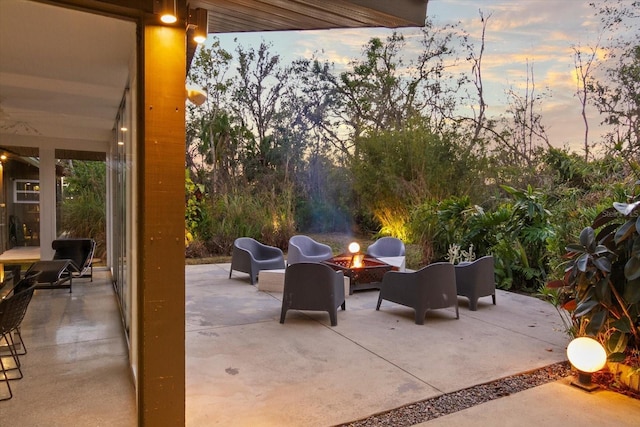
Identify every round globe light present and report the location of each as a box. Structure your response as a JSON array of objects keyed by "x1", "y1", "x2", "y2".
[
  {"x1": 348, "y1": 242, "x2": 360, "y2": 254},
  {"x1": 566, "y1": 337, "x2": 607, "y2": 373}
]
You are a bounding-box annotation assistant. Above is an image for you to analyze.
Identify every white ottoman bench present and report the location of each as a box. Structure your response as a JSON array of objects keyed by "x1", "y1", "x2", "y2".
[{"x1": 258, "y1": 268, "x2": 350, "y2": 296}]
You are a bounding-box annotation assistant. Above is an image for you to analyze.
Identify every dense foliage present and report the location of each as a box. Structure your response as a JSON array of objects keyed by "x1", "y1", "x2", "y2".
[
  {"x1": 183, "y1": 2, "x2": 639, "y2": 305},
  {"x1": 59, "y1": 160, "x2": 106, "y2": 261},
  {"x1": 542, "y1": 180, "x2": 640, "y2": 362}
]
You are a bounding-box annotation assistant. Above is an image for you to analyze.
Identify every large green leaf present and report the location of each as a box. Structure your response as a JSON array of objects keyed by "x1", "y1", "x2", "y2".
[
  {"x1": 576, "y1": 252, "x2": 590, "y2": 272},
  {"x1": 608, "y1": 352, "x2": 627, "y2": 362},
  {"x1": 633, "y1": 237, "x2": 640, "y2": 258},
  {"x1": 574, "y1": 299, "x2": 598, "y2": 317},
  {"x1": 612, "y1": 317, "x2": 632, "y2": 333},
  {"x1": 615, "y1": 220, "x2": 636, "y2": 244},
  {"x1": 613, "y1": 200, "x2": 640, "y2": 216},
  {"x1": 585, "y1": 310, "x2": 606, "y2": 335},
  {"x1": 605, "y1": 331, "x2": 628, "y2": 354},
  {"x1": 593, "y1": 256, "x2": 611, "y2": 273},
  {"x1": 593, "y1": 245, "x2": 611, "y2": 255},
  {"x1": 623, "y1": 276, "x2": 640, "y2": 303},
  {"x1": 596, "y1": 223, "x2": 619, "y2": 247},
  {"x1": 593, "y1": 207, "x2": 618, "y2": 229},
  {"x1": 579, "y1": 227, "x2": 595, "y2": 250},
  {"x1": 626, "y1": 257, "x2": 640, "y2": 281},
  {"x1": 595, "y1": 276, "x2": 610, "y2": 301},
  {"x1": 565, "y1": 243, "x2": 585, "y2": 253}
]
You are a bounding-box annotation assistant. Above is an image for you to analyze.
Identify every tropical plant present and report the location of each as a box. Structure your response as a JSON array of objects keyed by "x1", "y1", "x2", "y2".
[
  {"x1": 548, "y1": 180, "x2": 640, "y2": 362},
  {"x1": 185, "y1": 169, "x2": 211, "y2": 242}
]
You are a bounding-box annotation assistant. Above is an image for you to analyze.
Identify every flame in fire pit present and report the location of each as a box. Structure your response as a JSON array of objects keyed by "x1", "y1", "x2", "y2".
[{"x1": 352, "y1": 253, "x2": 365, "y2": 268}]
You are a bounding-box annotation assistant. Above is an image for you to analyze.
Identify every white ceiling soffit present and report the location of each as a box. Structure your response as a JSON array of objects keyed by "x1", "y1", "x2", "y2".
[
  {"x1": 191, "y1": 0, "x2": 429, "y2": 33},
  {"x1": 0, "y1": 0, "x2": 135, "y2": 153}
]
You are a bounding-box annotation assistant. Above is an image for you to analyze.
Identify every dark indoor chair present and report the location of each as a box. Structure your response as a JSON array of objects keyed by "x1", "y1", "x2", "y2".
[
  {"x1": 366, "y1": 237, "x2": 406, "y2": 258},
  {"x1": 455, "y1": 255, "x2": 496, "y2": 311},
  {"x1": 0, "y1": 284, "x2": 37, "y2": 401},
  {"x1": 287, "y1": 235, "x2": 333, "y2": 265},
  {"x1": 4, "y1": 271, "x2": 40, "y2": 356},
  {"x1": 52, "y1": 238, "x2": 96, "y2": 281},
  {"x1": 376, "y1": 262, "x2": 459, "y2": 325},
  {"x1": 280, "y1": 263, "x2": 346, "y2": 327},
  {"x1": 229, "y1": 237, "x2": 285, "y2": 286},
  {"x1": 27, "y1": 238, "x2": 96, "y2": 293}
]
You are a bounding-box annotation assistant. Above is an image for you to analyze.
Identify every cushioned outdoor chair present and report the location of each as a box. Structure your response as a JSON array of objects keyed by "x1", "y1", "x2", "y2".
[
  {"x1": 454, "y1": 255, "x2": 496, "y2": 311},
  {"x1": 366, "y1": 237, "x2": 406, "y2": 258},
  {"x1": 229, "y1": 237, "x2": 285, "y2": 286},
  {"x1": 287, "y1": 235, "x2": 333, "y2": 265},
  {"x1": 280, "y1": 263, "x2": 346, "y2": 327},
  {"x1": 376, "y1": 262, "x2": 459, "y2": 325}
]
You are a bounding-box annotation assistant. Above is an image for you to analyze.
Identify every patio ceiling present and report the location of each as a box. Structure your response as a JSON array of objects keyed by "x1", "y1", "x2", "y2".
[
  {"x1": 0, "y1": 0, "x2": 135, "y2": 160},
  {"x1": 191, "y1": 0, "x2": 428, "y2": 33},
  {"x1": 0, "y1": 0, "x2": 428, "y2": 161}
]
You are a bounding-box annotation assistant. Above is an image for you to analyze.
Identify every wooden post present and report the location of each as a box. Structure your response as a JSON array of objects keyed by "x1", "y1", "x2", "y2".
[{"x1": 138, "y1": 23, "x2": 186, "y2": 426}]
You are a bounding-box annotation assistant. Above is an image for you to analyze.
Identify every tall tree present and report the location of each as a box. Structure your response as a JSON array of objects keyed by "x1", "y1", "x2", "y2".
[
  {"x1": 187, "y1": 40, "x2": 242, "y2": 193},
  {"x1": 572, "y1": 42, "x2": 600, "y2": 161},
  {"x1": 466, "y1": 10, "x2": 491, "y2": 144},
  {"x1": 232, "y1": 41, "x2": 293, "y2": 186},
  {"x1": 495, "y1": 61, "x2": 550, "y2": 167},
  {"x1": 589, "y1": 0, "x2": 640, "y2": 163},
  {"x1": 295, "y1": 20, "x2": 464, "y2": 159}
]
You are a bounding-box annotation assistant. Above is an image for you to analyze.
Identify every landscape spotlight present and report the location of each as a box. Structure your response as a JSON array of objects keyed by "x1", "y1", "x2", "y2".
[{"x1": 566, "y1": 336, "x2": 607, "y2": 391}]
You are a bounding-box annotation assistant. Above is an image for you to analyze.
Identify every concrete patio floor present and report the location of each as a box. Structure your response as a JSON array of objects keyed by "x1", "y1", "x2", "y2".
[{"x1": 3, "y1": 264, "x2": 639, "y2": 426}]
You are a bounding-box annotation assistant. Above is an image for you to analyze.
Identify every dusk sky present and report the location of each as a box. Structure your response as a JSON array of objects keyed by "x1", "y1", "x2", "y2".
[{"x1": 211, "y1": 0, "x2": 635, "y2": 155}]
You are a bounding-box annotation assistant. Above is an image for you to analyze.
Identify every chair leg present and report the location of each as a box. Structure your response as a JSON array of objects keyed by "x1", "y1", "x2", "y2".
[
  {"x1": 279, "y1": 307, "x2": 287, "y2": 324},
  {"x1": 0, "y1": 348, "x2": 14, "y2": 401},
  {"x1": 0, "y1": 332, "x2": 23, "y2": 381},
  {"x1": 414, "y1": 309, "x2": 426, "y2": 325},
  {"x1": 329, "y1": 310, "x2": 337, "y2": 327},
  {"x1": 14, "y1": 329, "x2": 27, "y2": 356},
  {"x1": 340, "y1": 301, "x2": 346, "y2": 311},
  {"x1": 492, "y1": 294, "x2": 496, "y2": 305},
  {"x1": 469, "y1": 297, "x2": 478, "y2": 311},
  {"x1": 454, "y1": 304, "x2": 459, "y2": 319},
  {"x1": 375, "y1": 295, "x2": 383, "y2": 310}
]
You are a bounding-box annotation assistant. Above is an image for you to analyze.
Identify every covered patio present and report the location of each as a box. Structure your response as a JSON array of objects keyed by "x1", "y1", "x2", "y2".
[{"x1": 3, "y1": 265, "x2": 638, "y2": 426}]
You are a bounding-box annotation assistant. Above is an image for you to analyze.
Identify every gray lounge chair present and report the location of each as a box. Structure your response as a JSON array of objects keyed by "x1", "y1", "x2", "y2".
[
  {"x1": 229, "y1": 237, "x2": 285, "y2": 286},
  {"x1": 455, "y1": 255, "x2": 496, "y2": 311},
  {"x1": 287, "y1": 235, "x2": 333, "y2": 265},
  {"x1": 376, "y1": 262, "x2": 459, "y2": 325},
  {"x1": 366, "y1": 237, "x2": 406, "y2": 258},
  {"x1": 280, "y1": 263, "x2": 346, "y2": 327}
]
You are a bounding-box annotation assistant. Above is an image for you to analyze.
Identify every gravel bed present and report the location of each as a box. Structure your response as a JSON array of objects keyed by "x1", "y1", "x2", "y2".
[{"x1": 336, "y1": 361, "x2": 572, "y2": 427}]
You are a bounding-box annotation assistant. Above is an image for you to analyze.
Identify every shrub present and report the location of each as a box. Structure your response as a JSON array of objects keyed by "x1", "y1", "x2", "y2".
[{"x1": 543, "y1": 180, "x2": 640, "y2": 361}]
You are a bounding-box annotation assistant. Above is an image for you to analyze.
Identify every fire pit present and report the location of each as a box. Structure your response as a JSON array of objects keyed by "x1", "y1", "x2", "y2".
[{"x1": 323, "y1": 253, "x2": 394, "y2": 294}]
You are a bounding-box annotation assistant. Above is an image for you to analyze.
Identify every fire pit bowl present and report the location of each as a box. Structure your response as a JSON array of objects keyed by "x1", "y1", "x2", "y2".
[{"x1": 323, "y1": 254, "x2": 394, "y2": 294}]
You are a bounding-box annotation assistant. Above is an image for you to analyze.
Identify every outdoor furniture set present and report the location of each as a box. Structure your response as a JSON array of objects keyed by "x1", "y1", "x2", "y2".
[
  {"x1": 229, "y1": 236, "x2": 496, "y2": 326},
  {"x1": 0, "y1": 238, "x2": 96, "y2": 400}
]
